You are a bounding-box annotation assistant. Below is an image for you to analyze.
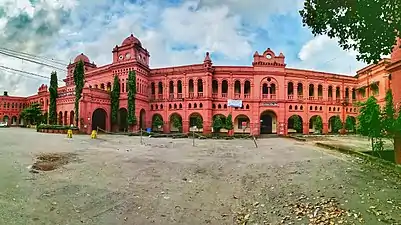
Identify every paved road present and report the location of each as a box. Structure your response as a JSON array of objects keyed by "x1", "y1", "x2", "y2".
[{"x1": 0, "y1": 128, "x2": 400, "y2": 224}]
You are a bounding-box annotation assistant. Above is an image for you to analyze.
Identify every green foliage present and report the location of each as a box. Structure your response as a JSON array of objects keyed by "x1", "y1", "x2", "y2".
[
  {"x1": 73, "y1": 60, "x2": 85, "y2": 126},
  {"x1": 345, "y1": 116, "x2": 356, "y2": 133},
  {"x1": 195, "y1": 116, "x2": 203, "y2": 129},
  {"x1": 357, "y1": 96, "x2": 384, "y2": 151},
  {"x1": 330, "y1": 115, "x2": 343, "y2": 134},
  {"x1": 127, "y1": 70, "x2": 137, "y2": 126},
  {"x1": 49, "y1": 71, "x2": 58, "y2": 125},
  {"x1": 110, "y1": 75, "x2": 120, "y2": 125},
  {"x1": 152, "y1": 115, "x2": 163, "y2": 128},
  {"x1": 299, "y1": 0, "x2": 401, "y2": 64},
  {"x1": 291, "y1": 115, "x2": 302, "y2": 133},
  {"x1": 171, "y1": 114, "x2": 182, "y2": 131},
  {"x1": 225, "y1": 114, "x2": 234, "y2": 130},
  {"x1": 20, "y1": 103, "x2": 43, "y2": 125},
  {"x1": 382, "y1": 89, "x2": 396, "y2": 137},
  {"x1": 314, "y1": 116, "x2": 323, "y2": 133},
  {"x1": 213, "y1": 115, "x2": 223, "y2": 133}
]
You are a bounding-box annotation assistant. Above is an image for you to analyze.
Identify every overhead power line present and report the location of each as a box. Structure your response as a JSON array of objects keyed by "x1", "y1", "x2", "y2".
[
  {"x1": 0, "y1": 65, "x2": 64, "y2": 82},
  {"x1": 0, "y1": 50, "x2": 67, "y2": 72},
  {"x1": 0, "y1": 47, "x2": 67, "y2": 66}
]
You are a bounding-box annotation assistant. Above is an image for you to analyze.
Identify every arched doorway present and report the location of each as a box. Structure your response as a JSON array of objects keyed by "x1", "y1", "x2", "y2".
[
  {"x1": 189, "y1": 113, "x2": 203, "y2": 132},
  {"x1": 152, "y1": 114, "x2": 163, "y2": 132},
  {"x1": 64, "y1": 111, "x2": 68, "y2": 126},
  {"x1": 288, "y1": 115, "x2": 303, "y2": 133},
  {"x1": 260, "y1": 111, "x2": 277, "y2": 134},
  {"x1": 58, "y1": 112, "x2": 63, "y2": 125},
  {"x1": 118, "y1": 108, "x2": 128, "y2": 131},
  {"x1": 3, "y1": 115, "x2": 9, "y2": 124},
  {"x1": 92, "y1": 108, "x2": 107, "y2": 131},
  {"x1": 11, "y1": 116, "x2": 18, "y2": 125},
  {"x1": 309, "y1": 115, "x2": 323, "y2": 134},
  {"x1": 234, "y1": 115, "x2": 250, "y2": 133},
  {"x1": 169, "y1": 113, "x2": 182, "y2": 133},
  {"x1": 140, "y1": 109, "x2": 146, "y2": 130},
  {"x1": 329, "y1": 115, "x2": 342, "y2": 134},
  {"x1": 70, "y1": 111, "x2": 75, "y2": 126}
]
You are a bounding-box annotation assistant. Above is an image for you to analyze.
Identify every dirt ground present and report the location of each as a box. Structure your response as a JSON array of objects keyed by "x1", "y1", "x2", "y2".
[
  {"x1": 0, "y1": 128, "x2": 400, "y2": 225},
  {"x1": 299, "y1": 135, "x2": 394, "y2": 151}
]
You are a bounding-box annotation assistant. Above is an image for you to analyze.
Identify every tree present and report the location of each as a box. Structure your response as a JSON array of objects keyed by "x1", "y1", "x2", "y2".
[
  {"x1": 314, "y1": 116, "x2": 323, "y2": 134},
  {"x1": 152, "y1": 115, "x2": 163, "y2": 130},
  {"x1": 331, "y1": 115, "x2": 343, "y2": 134},
  {"x1": 213, "y1": 115, "x2": 223, "y2": 133},
  {"x1": 195, "y1": 116, "x2": 203, "y2": 129},
  {"x1": 171, "y1": 114, "x2": 182, "y2": 132},
  {"x1": 48, "y1": 71, "x2": 58, "y2": 125},
  {"x1": 299, "y1": 0, "x2": 401, "y2": 64},
  {"x1": 127, "y1": 70, "x2": 137, "y2": 129},
  {"x1": 20, "y1": 103, "x2": 43, "y2": 125},
  {"x1": 111, "y1": 75, "x2": 120, "y2": 126},
  {"x1": 73, "y1": 60, "x2": 85, "y2": 126},
  {"x1": 225, "y1": 114, "x2": 234, "y2": 130},
  {"x1": 345, "y1": 116, "x2": 356, "y2": 133},
  {"x1": 382, "y1": 89, "x2": 396, "y2": 137},
  {"x1": 291, "y1": 115, "x2": 302, "y2": 133},
  {"x1": 357, "y1": 96, "x2": 383, "y2": 151}
]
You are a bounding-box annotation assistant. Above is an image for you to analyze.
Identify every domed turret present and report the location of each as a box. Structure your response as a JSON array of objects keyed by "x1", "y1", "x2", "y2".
[
  {"x1": 122, "y1": 34, "x2": 142, "y2": 46},
  {"x1": 74, "y1": 53, "x2": 90, "y2": 63}
]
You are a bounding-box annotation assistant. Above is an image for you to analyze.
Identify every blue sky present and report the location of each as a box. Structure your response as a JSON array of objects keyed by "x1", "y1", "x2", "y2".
[{"x1": 0, "y1": 0, "x2": 368, "y2": 96}]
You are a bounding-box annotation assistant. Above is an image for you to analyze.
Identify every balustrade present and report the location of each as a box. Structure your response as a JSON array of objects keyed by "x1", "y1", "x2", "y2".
[
  {"x1": 221, "y1": 93, "x2": 227, "y2": 98},
  {"x1": 244, "y1": 94, "x2": 250, "y2": 99},
  {"x1": 169, "y1": 93, "x2": 174, "y2": 100},
  {"x1": 189, "y1": 92, "x2": 194, "y2": 98},
  {"x1": 270, "y1": 94, "x2": 276, "y2": 100},
  {"x1": 308, "y1": 96, "x2": 315, "y2": 101},
  {"x1": 297, "y1": 95, "x2": 303, "y2": 100},
  {"x1": 288, "y1": 94, "x2": 294, "y2": 100},
  {"x1": 262, "y1": 94, "x2": 268, "y2": 99},
  {"x1": 197, "y1": 92, "x2": 203, "y2": 98},
  {"x1": 234, "y1": 93, "x2": 241, "y2": 99},
  {"x1": 212, "y1": 93, "x2": 218, "y2": 98},
  {"x1": 158, "y1": 94, "x2": 163, "y2": 99},
  {"x1": 177, "y1": 93, "x2": 183, "y2": 99}
]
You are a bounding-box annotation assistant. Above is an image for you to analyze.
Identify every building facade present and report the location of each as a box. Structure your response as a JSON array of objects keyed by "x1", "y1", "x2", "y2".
[{"x1": 0, "y1": 34, "x2": 399, "y2": 136}]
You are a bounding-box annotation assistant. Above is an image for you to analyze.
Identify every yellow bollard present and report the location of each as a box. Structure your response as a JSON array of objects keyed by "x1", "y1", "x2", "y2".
[
  {"x1": 67, "y1": 129, "x2": 73, "y2": 138},
  {"x1": 91, "y1": 130, "x2": 97, "y2": 139}
]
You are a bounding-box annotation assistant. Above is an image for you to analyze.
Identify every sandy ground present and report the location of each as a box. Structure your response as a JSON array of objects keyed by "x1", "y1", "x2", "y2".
[{"x1": 0, "y1": 128, "x2": 400, "y2": 225}]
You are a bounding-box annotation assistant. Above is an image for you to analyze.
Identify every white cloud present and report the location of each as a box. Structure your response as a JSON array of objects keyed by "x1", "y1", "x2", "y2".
[{"x1": 296, "y1": 35, "x2": 367, "y2": 75}]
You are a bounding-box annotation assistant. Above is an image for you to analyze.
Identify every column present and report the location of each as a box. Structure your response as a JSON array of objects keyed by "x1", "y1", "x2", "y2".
[
  {"x1": 303, "y1": 122, "x2": 309, "y2": 135},
  {"x1": 323, "y1": 122, "x2": 328, "y2": 134}
]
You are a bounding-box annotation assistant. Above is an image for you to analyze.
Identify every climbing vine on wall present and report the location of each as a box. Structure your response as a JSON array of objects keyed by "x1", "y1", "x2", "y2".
[
  {"x1": 49, "y1": 71, "x2": 58, "y2": 125},
  {"x1": 73, "y1": 60, "x2": 85, "y2": 126},
  {"x1": 111, "y1": 75, "x2": 120, "y2": 125},
  {"x1": 127, "y1": 70, "x2": 137, "y2": 127}
]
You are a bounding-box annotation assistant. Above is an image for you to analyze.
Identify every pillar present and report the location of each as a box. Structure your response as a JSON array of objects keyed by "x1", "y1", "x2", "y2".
[
  {"x1": 303, "y1": 122, "x2": 309, "y2": 135},
  {"x1": 203, "y1": 120, "x2": 212, "y2": 134},
  {"x1": 182, "y1": 120, "x2": 189, "y2": 133},
  {"x1": 323, "y1": 123, "x2": 328, "y2": 134}
]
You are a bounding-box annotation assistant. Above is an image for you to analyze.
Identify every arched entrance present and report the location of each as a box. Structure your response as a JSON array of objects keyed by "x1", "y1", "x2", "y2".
[
  {"x1": 152, "y1": 114, "x2": 163, "y2": 132},
  {"x1": 329, "y1": 115, "x2": 342, "y2": 134},
  {"x1": 70, "y1": 111, "x2": 75, "y2": 126},
  {"x1": 58, "y1": 112, "x2": 63, "y2": 125},
  {"x1": 234, "y1": 115, "x2": 250, "y2": 133},
  {"x1": 3, "y1": 115, "x2": 9, "y2": 124},
  {"x1": 11, "y1": 116, "x2": 18, "y2": 125},
  {"x1": 260, "y1": 111, "x2": 277, "y2": 134},
  {"x1": 287, "y1": 115, "x2": 303, "y2": 133},
  {"x1": 309, "y1": 115, "x2": 323, "y2": 134},
  {"x1": 139, "y1": 109, "x2": 146, "y2": 130},
  {"x1": 118, "y1": 108, "x2": 128, "y2": 131},
  {"x1": 92, "y1": 108, "x2": 107, "y2": 131},
  {"x1": 64, "y1": 111, "x2": 68, "y2": 126},
  {"x1": 169, "y1": 113, "x2": 182, "y2": 133},
  {"x1": 189, "y1": 113, "x2": 203, "y2": 132}
]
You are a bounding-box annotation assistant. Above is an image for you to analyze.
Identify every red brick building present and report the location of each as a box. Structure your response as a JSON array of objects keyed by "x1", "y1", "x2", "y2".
[{"x1": 0, "y1": 34, "x2": 398, "y2": 135}]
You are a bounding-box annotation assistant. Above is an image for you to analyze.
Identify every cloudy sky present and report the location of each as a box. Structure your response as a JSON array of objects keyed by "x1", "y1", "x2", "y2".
[{"x1": 0, "y1": 0, "x2": 368, "y2": 96}]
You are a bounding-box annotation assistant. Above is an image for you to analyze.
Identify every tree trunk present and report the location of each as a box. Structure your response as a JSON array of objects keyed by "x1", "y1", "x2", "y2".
[{"x1": 394, "y1": 135, "x2": 401, "y2": 164}]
